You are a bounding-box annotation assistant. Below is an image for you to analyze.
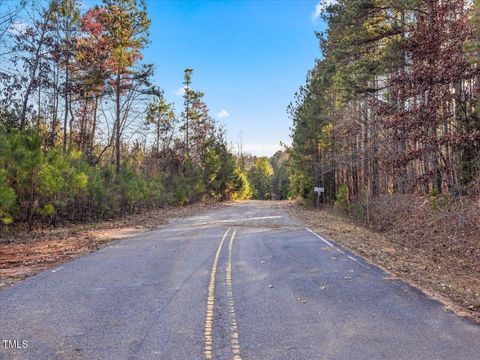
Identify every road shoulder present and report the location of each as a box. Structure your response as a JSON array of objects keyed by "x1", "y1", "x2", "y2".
[
  {"x1": 286, "y1": 202, "x2": 480, "y2": 324},
  {"x1": 0, "y1": 202, "x2": 223, "y2": 290}
]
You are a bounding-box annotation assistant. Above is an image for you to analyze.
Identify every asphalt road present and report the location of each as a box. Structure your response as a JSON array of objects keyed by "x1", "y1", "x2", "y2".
[{"x1": 1, "y1": 201, "x2": 479, "y2": 360}]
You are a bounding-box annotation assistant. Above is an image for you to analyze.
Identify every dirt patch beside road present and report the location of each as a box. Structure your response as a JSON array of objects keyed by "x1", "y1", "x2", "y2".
[
  {"x1": 287, "y1": 201, "x2": 480, "y2": 324},
  {"x1": 0, "y1": 202, "x2": 222, "y2": 289}
]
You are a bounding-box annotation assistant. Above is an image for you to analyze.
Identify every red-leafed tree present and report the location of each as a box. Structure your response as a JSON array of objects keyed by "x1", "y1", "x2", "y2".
[
  {"x1": 84, "y1": 0, "x2": 154, "y2": 176},
  {"x1": 76, "y1": 6, "x2": 111, "y2": 162},
  {"x1": 383, "y1": 0, "x2": 480, "y2": 193}
]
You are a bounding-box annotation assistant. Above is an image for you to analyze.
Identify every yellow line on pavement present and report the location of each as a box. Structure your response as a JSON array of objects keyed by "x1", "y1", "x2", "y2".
[
  {"x1": 226, "y1": 230, "x2": 243, "y2": 360},
  {"x1": 204, "y1": 228, "x2": 230, "y2": 360}
]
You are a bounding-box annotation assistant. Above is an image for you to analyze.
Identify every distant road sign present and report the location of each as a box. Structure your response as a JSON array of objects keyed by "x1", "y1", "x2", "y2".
[{"x1": 314, "y1": 187, "x2": 325, "y2": 193}]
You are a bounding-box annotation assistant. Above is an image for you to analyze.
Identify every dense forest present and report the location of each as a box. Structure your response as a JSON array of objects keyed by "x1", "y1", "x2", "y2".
[
  {"x1": 0, "y1": 0, "x2": 261, "y2": 228},
  {"x1": 288, "y1": 0, "x2": 480, "y2": 220},
  {"x1": 3, "y1": 0, "x2": 478, "y2": 231}
]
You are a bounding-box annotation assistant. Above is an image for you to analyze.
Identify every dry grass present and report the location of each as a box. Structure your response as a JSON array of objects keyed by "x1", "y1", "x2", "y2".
[{"x1": 0, "y1": 202, "x2": 223, "y2": 289}]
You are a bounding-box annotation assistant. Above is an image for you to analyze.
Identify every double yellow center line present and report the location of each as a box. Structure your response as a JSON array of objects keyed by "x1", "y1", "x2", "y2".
[{"x1": 204, "y1": 228, "x2": 243, "y2": 360}]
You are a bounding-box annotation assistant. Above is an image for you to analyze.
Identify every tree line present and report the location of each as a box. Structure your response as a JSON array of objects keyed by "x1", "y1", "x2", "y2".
[
  {"x1": 288, "y1": 0, "x2": 480, "y2": 215},
  {"x1": 0, "y1": 0, "x2": 254, "y2": 228}
]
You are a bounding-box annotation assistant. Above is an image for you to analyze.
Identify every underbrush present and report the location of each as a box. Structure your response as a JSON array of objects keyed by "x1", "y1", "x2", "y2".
[
  {"x1": 0, "y1": 130, "x2": 252, "y2": 232},
  {"x1": 331, "y1": 193, "x2": 480, "y2": 309}
]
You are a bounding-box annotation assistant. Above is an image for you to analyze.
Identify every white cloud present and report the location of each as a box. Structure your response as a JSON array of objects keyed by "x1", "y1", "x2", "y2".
[
  {"x1": 9, "y1": 21, "x2": 28, "y2": 35},
  {"x1": 311, "y1": 1, "x2": 337, "y2": 20},
  {"x1": 311, "y1": 3, "x2": 323, "y2": 20},
  {"x1": 217, "y1": 109, "x2": 230, "y2": 119},
  {"x1": 175, "y1": 86, "x2": 186, "y2": 96}
]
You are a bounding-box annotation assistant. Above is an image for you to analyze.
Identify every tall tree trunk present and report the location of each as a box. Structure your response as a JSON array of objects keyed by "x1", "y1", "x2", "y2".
[
  {"x1": 37, "y1": 76, "x2": 41, "y2": 129},
  {"x1": 19, "y1": 9, "x2": 52, "y2": 130},
  {"x1": 431, "y1": 141, "x2": 442, "y2": 191},
  {"x1": 351, "y1": 130, "x2": 359, "y2": 201},
  {"x1": 50, "y1": 62, "x2": 59, "y2": 146},
  {"x1": 68, "y1": 93, "x2": 75, "y2": 148},
  {"x1": 370, "y1": 78, "x2": 379, "y2": 196},
  {"x1": 362, "y1": 98, "x2": 369, "y2": 191},
  {"x1": 62, "y1": 61, "x2": 69, "y2": 153},
  {"x1": 423, "y1": 151, "x2": 430, "y2": 193},
  {"x1": 89, "y1": 95, "x2": 98, "y2": 164},
  {"x1": 115, "y1": 73, "x2": 121, "y2": 176},
  {"x1": 156, "y1": 119, "x2": 160, "y2": 155},
  {"x1": 396, "y1": 8, "x2": 407, "y2": 194},
  {"x1": 331, "y1": 94, "x2": 337, "y2": 198}
]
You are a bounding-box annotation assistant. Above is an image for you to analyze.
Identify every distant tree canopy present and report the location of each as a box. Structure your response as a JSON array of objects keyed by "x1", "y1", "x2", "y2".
[
  {"x1": 288, "y1": 0, "x2": 480, "y2": 207},
  {"x1": 0, "y1": 0, "x2": 251, "y2": 228},
  {"x1": 270, "y1": 150, "x2": 290, "y2": 199},
  {"x1": 248, "y1": 157, "x2": 274, "y2": 200}
]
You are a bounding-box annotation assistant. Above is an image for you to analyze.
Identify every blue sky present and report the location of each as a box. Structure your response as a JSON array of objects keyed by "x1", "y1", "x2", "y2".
[{"x1": 142, "y1": 0, "x2": 326, "y2": 156}]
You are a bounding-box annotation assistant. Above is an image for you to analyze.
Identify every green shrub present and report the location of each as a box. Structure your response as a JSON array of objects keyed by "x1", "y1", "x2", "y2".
[
  {"x1": 0, "y1": 170, "x2": 16, "y2": 225},
  {"x1": 248, "y1": 157, "x2": 273, "y2": 200},
  {"x1": 231, "y1": 167, "x2": 253, "y2": 200},
  {"x1": 428, "y1": 188, "x2": 449, "y2": 211},
  {"x1": 335, "y1": 184, "x2": 348, "y2": 208},
  {"x1": 0, "y1": 125, "x2": 241, "y2": 227}
]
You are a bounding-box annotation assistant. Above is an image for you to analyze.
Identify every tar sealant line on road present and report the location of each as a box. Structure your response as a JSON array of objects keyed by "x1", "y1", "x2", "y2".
[
  {"x1": 226, "y1": 230, "x2": 243, "y2": 360},
  {"x1": 305, "y1": 228, "x2": 370, "y2": 270},
  {"x1": 204, "y1": 228, "x2": 230, "y2": 360},
  {"x1": 195, "y1": 216, "x2": 282, "y2": 226}
]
